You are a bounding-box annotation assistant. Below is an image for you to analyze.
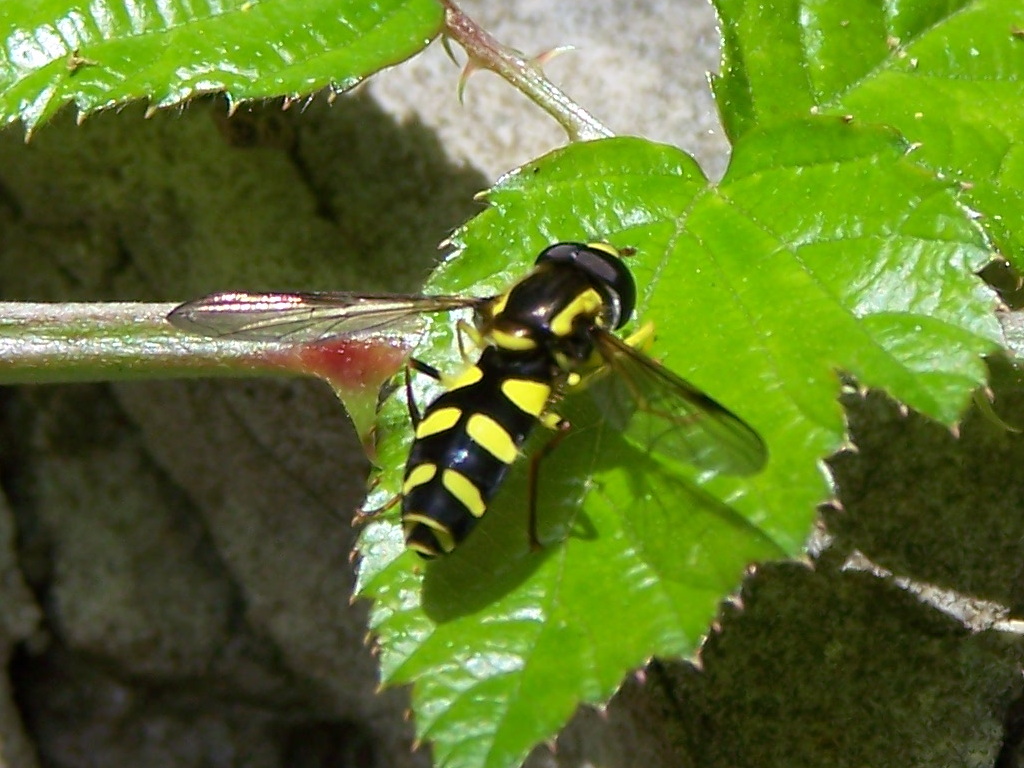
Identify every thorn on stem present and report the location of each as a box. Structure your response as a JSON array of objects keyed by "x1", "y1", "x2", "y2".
[
  {"x1": 532, "y1": 44, "x2": 577, "y2": 69},
  {"x1": 456, "y1": 60, "x2": 484, "y2": 104}
]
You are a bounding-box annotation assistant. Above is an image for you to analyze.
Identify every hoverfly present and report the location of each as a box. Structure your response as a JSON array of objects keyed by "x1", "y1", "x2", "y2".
[{"x1": 168, "y1": 242, "x2": 767, "y2": 557}]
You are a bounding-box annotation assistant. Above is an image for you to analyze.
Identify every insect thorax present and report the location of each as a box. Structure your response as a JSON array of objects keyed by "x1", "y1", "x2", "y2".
[{"x1": 481, "y1": 261, "x2": 617, "y2": 366}]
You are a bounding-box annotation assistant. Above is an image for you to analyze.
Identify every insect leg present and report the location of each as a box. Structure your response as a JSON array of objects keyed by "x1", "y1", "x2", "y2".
[
  {"x1": 526, "y1": 411, "x2": 572, "y2": 550},
  {"x1": 621, "y1": 320, "x2": 655, "y2": 351},
  {"x1": 362, "y1": 357, "x2": 440, "y2": 525},
  {"x1": 403, "y1": 357, "x2": 442, "y2": 428},
  {"x1": 407, "y1": 356, "x2": 442, "y2": 380},
  {"x1": 353, "y1": 491, "x2": 401, "y2": 523},
  {"x1": 455, "y1": 319, "x2": 484, "y2": 363},
  {"x1": 565, "y1": 321, "x2": 659, "y2": 394}
]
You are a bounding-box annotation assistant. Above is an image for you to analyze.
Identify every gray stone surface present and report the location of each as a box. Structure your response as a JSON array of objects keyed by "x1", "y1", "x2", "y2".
[
  {"x1": 0, "y1": 484, "x2": 41, "y2": 768},
  {"x1": 369, "y1": 0, "x2": 728, "y2": 179}
]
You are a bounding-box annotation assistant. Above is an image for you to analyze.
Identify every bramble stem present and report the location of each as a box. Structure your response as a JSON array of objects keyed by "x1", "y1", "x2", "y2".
[
  {"x1": 441, "y1": 0, "x2": 613, "y2": 142},
  {"x1": 0, "y1": 302, "x2": 290, "y2": 384}
]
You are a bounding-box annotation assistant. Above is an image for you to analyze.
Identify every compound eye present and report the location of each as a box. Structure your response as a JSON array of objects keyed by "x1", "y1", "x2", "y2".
[
  {"x1": 535, "y1": 242, "x2": 637, "y2": 329},
  {"x1": 581, "y1": 244, "x2": 636, "y2": 329},
  {"x1": 532, "y1": 241, "x2": 634, "y2": 329},
  {"x1": 534, "y1": 242, "x2": 584, "y2": 266}
]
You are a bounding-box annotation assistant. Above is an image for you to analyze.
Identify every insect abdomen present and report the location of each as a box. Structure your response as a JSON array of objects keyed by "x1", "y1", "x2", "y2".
[{"x1": 402, "y1": 347, "x2": 555, "y2": 558}]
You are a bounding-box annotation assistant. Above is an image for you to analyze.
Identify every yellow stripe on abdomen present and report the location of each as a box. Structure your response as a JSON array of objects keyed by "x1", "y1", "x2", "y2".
[
  {"x1": 403, "y1": 513, "x2": 456, "y2": 554},
  {"x1": 441, "y1": 469, "x2": 486, "y2": 518},
  {"x1": 402, "y1": 463, "x2": 437, "y2": 495},
  {"x1": 415, "y1": 406, "x2": 461, "y2": 439},
  {"x1": 466, "y1": 413, "x2": 518, "y2": 464}
]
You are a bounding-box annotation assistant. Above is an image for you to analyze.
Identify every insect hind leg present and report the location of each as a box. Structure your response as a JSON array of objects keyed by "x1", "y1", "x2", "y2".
[
  {"x1": 354, "y1": 489, "x2": 401, "y2": 522},
  {"x1": 526, "y1": 410, "x2": 572, "y2": 550}
]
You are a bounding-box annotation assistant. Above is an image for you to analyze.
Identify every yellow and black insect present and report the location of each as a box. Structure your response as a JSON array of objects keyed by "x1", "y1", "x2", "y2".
[{"x1": 168, "y1": 242, "x2": 767, "y2": 558}]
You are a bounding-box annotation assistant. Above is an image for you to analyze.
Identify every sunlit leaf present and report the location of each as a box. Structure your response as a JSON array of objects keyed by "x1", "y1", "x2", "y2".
[
  {"x1": 0, "y1": 0, "x2": 443, "y2": 130},
  {"x1": 712, "y1": 0, "x2": 1024, "y2": 266}
]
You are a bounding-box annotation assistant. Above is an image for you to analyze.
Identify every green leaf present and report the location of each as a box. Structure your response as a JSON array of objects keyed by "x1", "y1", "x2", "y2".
[
  {"x1": 712, "y1": 0, "x2": 1024, "y2": 264},
  {"x1": 0, "y1": 0, "x2": 443, "y2": 130},
  {"x1": 356, "y1": 130, "x2": 999, "y2": 768}
]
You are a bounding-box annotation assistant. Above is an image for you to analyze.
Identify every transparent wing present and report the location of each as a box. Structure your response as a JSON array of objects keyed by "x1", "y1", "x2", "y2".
[
  {"x1": 167, "y1": 291, "x2": 485, "y2": 343},
  {"x1": 591, "y1": 329, "x2": 767, "y2": 476}
]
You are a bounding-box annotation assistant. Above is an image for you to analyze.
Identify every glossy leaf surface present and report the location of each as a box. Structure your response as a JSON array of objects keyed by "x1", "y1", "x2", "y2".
[
  {"x1": 0, "y1": 0, "x2": 443, "y2": 129},
  {"x1": 713, "y1": 0, "x2": 1024, "y2": 265}
]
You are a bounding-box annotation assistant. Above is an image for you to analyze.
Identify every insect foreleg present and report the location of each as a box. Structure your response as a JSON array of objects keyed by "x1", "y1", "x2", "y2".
[
  {"x1": 564, "y1": 320, "x2": 659, "y2": 394},
  {"x1": 622, "y1": 320, "x2": 656, "y2": 351}
]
